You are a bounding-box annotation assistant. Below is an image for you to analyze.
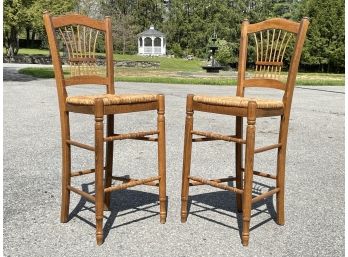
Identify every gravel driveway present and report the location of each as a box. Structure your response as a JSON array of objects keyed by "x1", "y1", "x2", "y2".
[{"x1": 3, "y1": 64, "x2": 345, "y2": 256}]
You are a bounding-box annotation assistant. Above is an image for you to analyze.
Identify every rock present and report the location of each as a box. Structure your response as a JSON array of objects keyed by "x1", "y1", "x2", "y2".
[{"x1": 3, "y1": 54, "x2": 160, "y2": 68}]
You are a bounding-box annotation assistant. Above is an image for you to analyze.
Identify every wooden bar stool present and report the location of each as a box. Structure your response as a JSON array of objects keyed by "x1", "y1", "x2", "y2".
[
  {"x1": 181, "y1": 17, "x2": 309, "y2": 246},
  {"x1": 43, "y1": 12, "x2": 166, "y2": 245}
]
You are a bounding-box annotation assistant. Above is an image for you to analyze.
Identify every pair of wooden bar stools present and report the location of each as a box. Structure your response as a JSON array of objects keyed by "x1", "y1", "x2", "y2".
[{"x1": 43, "y1": 12, "x2": 309, "y2": 246}]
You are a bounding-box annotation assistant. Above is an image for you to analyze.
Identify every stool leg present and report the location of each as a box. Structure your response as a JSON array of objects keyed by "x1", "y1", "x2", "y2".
[
  {"x1": 61, "y1": 111, "x2": 71, "y2": 223},
  {"x1": 157, "y1": 95, "x2": 167, "y2": 224},
  {"x1": 181, "y1": 95, "x2": 194, "y2": 223},
  {"x1": 235, "y1": 116, "x2": 243, "y2": 213},
  {"x1": 104, "y1": 115, "x2": 114, "y2": 210},
  {"x1": 242, "y1": 102, "x2": 256, "y2": 247},
  {"x1": 276, "y1": 115, "x2": 288, "y2": 225},
  {"x1": 95, "y1": 99, "x2": 105, "y2": 245}
]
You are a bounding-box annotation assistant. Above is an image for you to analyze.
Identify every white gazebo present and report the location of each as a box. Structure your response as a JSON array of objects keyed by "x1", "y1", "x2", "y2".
[{"x1": 137, "y1": 25, "x2": 166, "y2": 56}]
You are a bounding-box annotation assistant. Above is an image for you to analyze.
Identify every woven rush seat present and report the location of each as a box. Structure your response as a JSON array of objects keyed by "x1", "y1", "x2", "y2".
[
  {"x1": 193, "y1": 95, "x2": 284, "y2": 109},
  {"x1": 66, "y1": 94, "x2": 158, "y2": 106}
]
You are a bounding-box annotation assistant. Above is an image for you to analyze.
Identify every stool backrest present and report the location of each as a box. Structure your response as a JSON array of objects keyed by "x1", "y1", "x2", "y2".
[
  {"x1": 236, "y1": 17, "x2": 309, "y2": 113},
  {"x1": 43, "y1": 12, "x2": 115, "y2": 104}
]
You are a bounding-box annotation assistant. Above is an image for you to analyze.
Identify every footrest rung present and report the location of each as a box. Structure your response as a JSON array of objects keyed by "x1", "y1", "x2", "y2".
[
  {"x1": 189, "y1": 177, "x2": 236, "y2": 186},
  {"x1": 71, "y1": 168, "x2": 95, "y2": 177},
  {"x1": 189, "y1": 176, "x2": 243, "y2": 194},
  {"x1": 252, "y1": 188, "x2": 280, "y2": 203},
  {"x1": 67, "y1": 185, "x2": 108, "y2": 209},
  {"x1": 255, "y1": 143, "x2": 282, "y2": 154},
  {"x1": 129, "y1": 137, "x2": 158, "y2": 142},
  {"x1": 67, "y1": 185, "x2": 95, "y2": 203},
  {"x1": 191, "y1": 130, "x2": 246, "y2": 144},
  {"x1": 105, "y1": 130, "x2": 159, "y2": 141},
  {"x1": 66, "y1": 140, "x2": 95, "y2": 151},
  {"x1": 112, "y1": 176, "x2": 159, "y2": 186},
  {"x1": 241, "y1": 168, "x2": 277, "y2": 179},
  {"x1": 105, "y1": 176, "x2": 161, "y2": 192}
]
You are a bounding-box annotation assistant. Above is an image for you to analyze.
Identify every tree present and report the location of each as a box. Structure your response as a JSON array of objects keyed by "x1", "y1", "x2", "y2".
[
  {"x1": 76, "y1": 0, "x2": 102, "y2": 18},
  {"x1": 133, "y1": 0, "x2": 164, "y2": 30},
  {"x1": 27, "y1": 0, "x2": 77, "y2": 48},
  {"x1": 4, "y1": 0, "x2": 33, "y2": 58},
  {"x1": 100, "y1": 0, "x2": 165, "y2": 54},
  {"x1": 298, "y1": 0, "x2": 344, "y2": 72},
  {"x1": 163, "y1": 0, "x2": 244, "y2": 58},
  {"x1": 215, "y1": 39, "x2": 233, "y2": 67},
  {"x1": 272, "y1": 0, "x2": 299, "y2": 19},
  {"x1": 3, "y1": 0, "x2": 76, "y2": 57},
  {"x1": 100, "y1": 0, "x2": 138, "y2": 54},
  {"x1": 3, "y1": 0, "x2": 344, "y2": 73}
]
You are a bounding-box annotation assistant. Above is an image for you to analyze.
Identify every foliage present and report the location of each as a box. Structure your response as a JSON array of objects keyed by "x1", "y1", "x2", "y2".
[
  {"x1": 215, "y1": 39, "x2": 233, "y2": 67},
  {"x1": 100, "y1": 0, "x2": 164, "y2": 54},
  {"x1": 76, "y1": 0, "x2": 103, "y2": 18},
  {"x1": 163, "y1": 0, "x2": 243, "y2": 59},
  {"x1": 3, "y1": 0, "x2": 33, "y2": 57},
  {"x1": 297, "y1": 0, "x2": 344, "y2": 72},
  {"x1": 3, "y1": 0, "x2": 76, "y2": 57},
  {"x1": 3, "y1": 0, "x2": 345, "y2": 72},
  {"x1": 169, "y1": 43, "x2": 184, "y2": 57}
]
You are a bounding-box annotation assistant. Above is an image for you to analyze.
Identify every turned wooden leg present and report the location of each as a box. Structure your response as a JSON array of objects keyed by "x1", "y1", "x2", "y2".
[
  {"x1": 157, "y1": 95, "x2": 167, "y2": 224},
  {"x1": 276, "y1": 115, "x2": 289, "y2": 225},
  {"x1": 61, "y1": 111, "x2": 71, "y2": 223},
  {"x1": 104, "y1": 115, "x2": 114, "y2": 210},
  {"x1": 181, "y1": 95, "x2": 194, "y2": 223},
  {"x1": 95, "y1": 99, "x2": 105, "y2": 245},
  {"x1": 235, "y1": 116, "x2": 243, "y2": 213},
  {"x1": 241, "y1": 101, "x2": 256, "y2": 247}
]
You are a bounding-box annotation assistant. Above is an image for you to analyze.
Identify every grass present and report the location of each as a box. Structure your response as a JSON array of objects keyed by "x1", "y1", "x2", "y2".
[
  {"x1": 295, "y1": 73, "x2": 344, "y2": 85},
  {"x1": 14, "y1": 48, "x2": 202, "y2": 72},
  {"x1": 13, "y1": 48, "x2": 345, "y2": 86},
  {"x1": 115, "y1": 54, "x2": 203, "y2": 71},
  {"x1": 117, "y1": 76, "x2": 236, "y2": 85},
  {"x1": 17, "y1": 48, "x2": 50, "y2": 55},
  {"x1": 18, "y1": 66, "x2": 344, "y2": 86},
  {"x1": 18, "y1": 67, "x2": 68, "y2": 78}
]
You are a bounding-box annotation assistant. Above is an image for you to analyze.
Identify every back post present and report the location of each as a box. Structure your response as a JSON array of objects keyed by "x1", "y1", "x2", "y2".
[{"x1": 236, "y1": 19, "x2": 250, "y2": 97}]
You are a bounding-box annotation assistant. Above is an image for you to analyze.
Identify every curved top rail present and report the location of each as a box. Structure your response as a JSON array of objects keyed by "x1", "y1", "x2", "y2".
[
  {"x1": 247, "y1": 18, "x2": 302, "y2": 34},
  {"x1": 46, "y1": 12, "x2": 107, "y2": 31}
]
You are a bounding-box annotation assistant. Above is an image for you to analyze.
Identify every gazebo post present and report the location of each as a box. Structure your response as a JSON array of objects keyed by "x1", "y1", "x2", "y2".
[
  {"x1": 138, "y1": 37, "x2": 140, "y2": 55},
  {"x1": 142, "y1": 36, "x2": 145, "y2": 55},
  {"x1": 161, "y1": 38, "x2": 165, "y2": 55},
  {"x1": 152, "y1": 36, "x2": 155, "y2": 55}
]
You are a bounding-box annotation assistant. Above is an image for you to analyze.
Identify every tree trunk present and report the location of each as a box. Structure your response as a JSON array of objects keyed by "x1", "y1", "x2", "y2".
[
  {"x1": 123, "y1": 34, "x2": 126, "y2": 55},
  {"x1": 31, "y1": 29, "x2": 36, "y2": 48},
  {"x1": 26, "y1": 27, "x2": 30, "y2": 42},
  {"x1": 122, "y1": 19, "x2": 126, "y2": 55},
  {"x1": 7, "y1": 27, "x2": 19, "y2": 60}
]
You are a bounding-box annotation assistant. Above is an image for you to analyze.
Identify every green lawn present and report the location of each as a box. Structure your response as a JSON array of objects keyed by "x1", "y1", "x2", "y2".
[
  {"x1": 17, "y1": 48, "x2": 50, "y2": 55},
  {"x1": 18, "y1": 67, "x2": 68, "y2": 78},
  {"x1": 12, "y1": 48, "x2": 345, "y2": 86},
  {"x1": 15, "y1": 48, "x2": 202, "y2": 72},
  {"x1": 115, "y1": 54, "x2": 203, "y2": 72},
  {"x1": 18, "y1": 67, "x2": 344, "y2": 86}
]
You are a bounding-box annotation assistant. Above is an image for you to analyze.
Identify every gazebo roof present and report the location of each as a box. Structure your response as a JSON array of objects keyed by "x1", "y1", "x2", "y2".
[{"x1": 138, "y1": 25, "x2": 165, "y2": 37}]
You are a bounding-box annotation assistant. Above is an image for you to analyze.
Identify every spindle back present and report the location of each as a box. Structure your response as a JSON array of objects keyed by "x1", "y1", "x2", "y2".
[{"x1": 236, "y1": 18, "x2": 309, "y2": 106}]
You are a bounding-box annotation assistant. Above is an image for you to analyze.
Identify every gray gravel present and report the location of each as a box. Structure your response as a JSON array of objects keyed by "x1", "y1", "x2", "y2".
[{"x1": 3, "y1": 64, "x2": 345, "y2": 257}]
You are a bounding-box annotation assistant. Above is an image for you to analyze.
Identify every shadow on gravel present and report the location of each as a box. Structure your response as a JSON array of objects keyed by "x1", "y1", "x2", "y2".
[
  {"x1": 68, "y1": 181, "x2": 167, "y2": 241},
  {"x1": 3, "y1": 67, "x2": 42, "y2": 82},
  {"x1": 186, "y1": 180, "x2": 277, "y2": 240}
]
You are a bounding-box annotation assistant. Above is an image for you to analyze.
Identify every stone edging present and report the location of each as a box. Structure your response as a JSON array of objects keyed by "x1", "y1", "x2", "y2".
[{"x1": 3, "y1": 54, "x2": 160, "y2": 68}]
